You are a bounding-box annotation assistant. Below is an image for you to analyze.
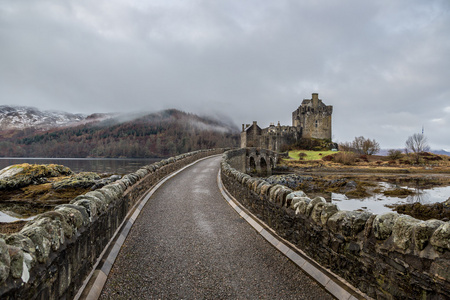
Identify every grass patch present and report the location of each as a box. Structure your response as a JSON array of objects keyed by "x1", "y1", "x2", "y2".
[{"x1": 289, "y1": 150, "x2": 338, "y2": 161}]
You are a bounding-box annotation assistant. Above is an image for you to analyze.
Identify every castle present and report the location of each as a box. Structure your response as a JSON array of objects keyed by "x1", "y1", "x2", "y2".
[{"x1": 240, "y1": 93, "x2": 333, "y2": 151}]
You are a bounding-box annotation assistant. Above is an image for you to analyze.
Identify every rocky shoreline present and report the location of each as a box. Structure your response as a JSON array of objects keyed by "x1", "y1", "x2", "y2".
[{"x1": 0, "y1": 163, "x2": 121, "y2": 233}]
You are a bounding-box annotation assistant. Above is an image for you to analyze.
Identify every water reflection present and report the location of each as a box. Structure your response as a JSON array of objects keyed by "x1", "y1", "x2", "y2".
[{"x1": 331, "y1": 185, "x2": 450, "y2": 215}]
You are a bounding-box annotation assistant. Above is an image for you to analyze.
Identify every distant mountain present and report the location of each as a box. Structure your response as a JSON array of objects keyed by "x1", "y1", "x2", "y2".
[
  {"x1": 378, "y1": 149, "x2": 450, "y2": 156},
  {"x1": 0, "y1": 109, "x2": 239, "y2": 158},
  {"x1": 0, "y1": 105, "x2": 114, "y2": 130},
  {"x1": 431, "y1": 149, "x2": 450, "y2": 156}
]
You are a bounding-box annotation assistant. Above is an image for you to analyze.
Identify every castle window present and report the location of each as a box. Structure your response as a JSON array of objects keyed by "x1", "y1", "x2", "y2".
[{"x1": 315, "y1": 120, "x2": 318, "y2": 128}]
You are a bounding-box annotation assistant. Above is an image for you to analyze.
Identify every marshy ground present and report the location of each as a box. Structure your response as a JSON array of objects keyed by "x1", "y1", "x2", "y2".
[{"x1": 277, "y1": 151, "x2": 450, "y2": 220}]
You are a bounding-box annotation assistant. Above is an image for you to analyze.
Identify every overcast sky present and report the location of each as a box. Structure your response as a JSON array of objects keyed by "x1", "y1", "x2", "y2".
[{"x1": 1, "y1": 1, "x2": 449, "y2": 149}]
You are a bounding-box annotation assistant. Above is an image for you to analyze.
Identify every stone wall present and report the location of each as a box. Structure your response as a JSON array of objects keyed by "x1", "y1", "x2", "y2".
[
  {"x1": 0, "y1": 149, "x2": 224, "y2": 299},
  {"x1": 221, "y1": 149, "x2": 450, "y2": 299}
]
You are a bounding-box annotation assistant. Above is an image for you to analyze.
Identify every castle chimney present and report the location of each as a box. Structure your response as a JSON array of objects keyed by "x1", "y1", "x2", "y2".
[
  {"x1": 312, "y1": 93, "x2": 319, "y2": 108},
  {"x1": 242, "y1": 124, "x2": 245, "y2": 132}
]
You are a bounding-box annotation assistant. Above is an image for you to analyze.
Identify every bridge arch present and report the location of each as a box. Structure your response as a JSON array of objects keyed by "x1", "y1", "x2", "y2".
[{"x1": 244, "y1": 148, "x2": 278, "y2": 176}]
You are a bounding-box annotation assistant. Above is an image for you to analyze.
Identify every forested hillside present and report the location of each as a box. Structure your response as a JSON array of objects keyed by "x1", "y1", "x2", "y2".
[{"x1": 0, "y1": 109, "x2": 239, "y2": 158}]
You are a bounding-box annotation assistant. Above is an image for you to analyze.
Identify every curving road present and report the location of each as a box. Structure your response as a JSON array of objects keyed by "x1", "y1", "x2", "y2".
[{"x1": 99, "y1": 156, "x2": 333, "y2": 299}]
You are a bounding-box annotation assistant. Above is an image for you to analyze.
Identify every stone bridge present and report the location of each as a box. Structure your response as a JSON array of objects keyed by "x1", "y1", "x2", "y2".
[
  {"x1": 0, "y1": 148, "x2": 449, "y2": 299},
  {"x1": 246, "y1": 148, "x2": 279, "y2": 176}
]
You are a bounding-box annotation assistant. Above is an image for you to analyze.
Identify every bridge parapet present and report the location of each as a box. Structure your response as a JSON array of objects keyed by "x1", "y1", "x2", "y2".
[
  {"x1": 0, "y1": 149, "x2": 225, "y2": 299},
  {"x1": 221, "y1": 149, "x2": 450, "y2": 299}
]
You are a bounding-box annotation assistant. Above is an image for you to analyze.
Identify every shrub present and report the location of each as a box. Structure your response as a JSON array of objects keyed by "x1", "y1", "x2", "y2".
[
  {"x1": 334, "y1": 152, "x2": 357, "y2": 165},
  {"x1": 387, "y1": 149, "x2": 403, "y2": 160}
]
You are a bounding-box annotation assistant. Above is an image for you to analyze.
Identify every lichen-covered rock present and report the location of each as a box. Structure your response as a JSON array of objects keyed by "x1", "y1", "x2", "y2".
[
  {"x1": 0, "y1": 163, "x2": 73, "y2": 190},
  {"x1": 91, "y1": 174, "x2": 122, "y2": 190},
  {"x1": 320, "y1": 203, "x2": 339, "y2": 226},
  {"x1": 7, "y1": 245, "x2": 23, "y2": 279},
  {"x1": 392, "y1": 215, "x2": 421, "y2": 250},
  {"x1": 414, "y1": 219, "x2": 444, "y2": 251},
  {"x1": 311, "y1": 202, "x2": 326, "y2": 223},
  {"x1": 5, "y1": 234, "x2": 36, "y2": 262},
  {"x1": 290, "y1": 196, "x2": 307, "y2": 209},
  {"x1": 72, "y1": 193, "x2": 106, "y2": 214},
  {"x1": 294, "y1": 197, "x2": 311, "y2": 215},
  {"x1": 20, "y1": 226, "x2": 51, "y2": 263},
  {"x1": 55, "y1": 204, "x2": 89, "y2": 227},
  {"x1": 23, "y1": 217, "x2": 65, "y2": 251},
  {"x1": 430, "y1": 222, "x2": 450, "y2": 251},
  {"x1": 269, "y1": 185, "x2": 284, "y2": 202},
  {"x1": 373, "y1": 213, "x2": 399, "y2": 240},
  {"x1": 327, "y1": 210, "x2": 372, "y2": 238},
  {"x1": 54, "y1": 206, "x2": 84, "y2": 232},
  {"x1": 52, "y1": 172, "x2": 100, "y2": 190},
  {"x1": 0, "y1": 238, "x2": 10, "y2": 283},
  {"x1": 286, "y1": 191, "x2": 306, "y2": 208},
  {"x1": 276, "y1": 187, "x2": 293, "y2": 206},
  {"x1": 306, "y1": 197, "x2": 326, "y2": 216},
  {"x1": 260, "y1": 184, "x2": 271, "y2": 196},
  {"x1": 71, "y1": 199, "x2": 98, "y2": 220}
]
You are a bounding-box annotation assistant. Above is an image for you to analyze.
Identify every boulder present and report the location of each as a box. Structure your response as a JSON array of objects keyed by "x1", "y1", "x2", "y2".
[
  {"x1": 0, "y1": 163, "x2": 73, "y2": 190},
  {"x1": 52, "y1": 172, "x2": 100, "y2": 190}
]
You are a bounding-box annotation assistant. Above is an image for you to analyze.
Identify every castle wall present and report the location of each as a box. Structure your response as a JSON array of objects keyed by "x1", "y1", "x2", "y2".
[{"x1": 241, "y1": 93, "x2": 332, "y2": 151}]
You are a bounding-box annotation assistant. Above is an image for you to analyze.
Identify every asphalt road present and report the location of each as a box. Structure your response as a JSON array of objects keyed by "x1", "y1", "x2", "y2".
[{"x1": 99, "y1": 156, "x2": 333, "y2": 299}]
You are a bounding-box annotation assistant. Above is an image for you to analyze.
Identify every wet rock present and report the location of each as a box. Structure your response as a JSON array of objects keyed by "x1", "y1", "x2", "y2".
[
  {"x1": 0, "y1": 238, "x2": 10, "y2": 283},
  {"x1": 52, "y1": 172, "x2": 100, "y2": 190},
  {"x1": 430, "y1": 222, "x2": 450, "y2": 251},
  {"x1": 373, "y1": 213, "x2": 399, "y2": 240},
  {"x1": 0, "y1": 163, "x2": 73, "y2": 190},
  {"x1": 392, "y1": 215, "x2": 421, "y2": 250}
]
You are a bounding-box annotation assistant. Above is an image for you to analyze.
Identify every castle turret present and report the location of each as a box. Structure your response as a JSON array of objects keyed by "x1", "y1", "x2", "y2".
[{"x1": 312, "y1": 93, "x2": 319, "y2": 108}]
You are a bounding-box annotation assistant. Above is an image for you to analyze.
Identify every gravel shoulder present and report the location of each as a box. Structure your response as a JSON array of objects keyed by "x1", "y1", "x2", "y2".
[{"x1": 99, "y1": 156, "x2": 333, "y2": 299}]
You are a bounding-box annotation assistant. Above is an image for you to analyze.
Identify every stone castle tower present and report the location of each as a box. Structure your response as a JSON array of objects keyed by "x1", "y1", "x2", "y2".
[
  {"x1": 292, "y1": 93, "x2": 333, "y2": 140},
  {"x1": 241, "y1": 93, "x2": 332, "y2": 151}
]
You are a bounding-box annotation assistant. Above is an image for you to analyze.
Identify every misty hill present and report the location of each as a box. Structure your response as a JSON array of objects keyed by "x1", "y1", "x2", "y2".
[{"x1": 0, "y1": 109, "x2": 239, "y2": 158}]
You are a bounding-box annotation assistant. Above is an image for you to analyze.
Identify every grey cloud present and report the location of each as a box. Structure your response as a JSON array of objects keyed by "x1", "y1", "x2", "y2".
[{"x1": 1, "y1": 0, "x2": 449, "y2": 149}]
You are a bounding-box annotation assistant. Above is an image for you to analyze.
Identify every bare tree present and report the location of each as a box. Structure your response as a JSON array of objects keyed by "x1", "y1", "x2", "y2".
[
  {"x1": 352, "y1": 136, "x2": 380, "y2": 155},
  {"x1": 405, "y1": 133, "x2": 430, "y2": 163}
]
